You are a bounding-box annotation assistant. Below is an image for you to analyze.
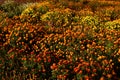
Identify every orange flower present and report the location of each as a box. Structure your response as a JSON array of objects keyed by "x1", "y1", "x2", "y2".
[
  {"x1": 42, "y1": 69, "x2": 46, "y2": 73},
  {"x1": 63, "y1": 75, "x2": 67, "y2": 79},
  {"x1": 29, "y1": 27, "x2": 34, "y2": 33},
  {"x1": 118, "y1": 58, "x2": 120, "y2": 62},
  {"x1": 37, "y1": 57, "x2": 41, "y2": 62},
  {"x1": 7, "y1": 49, "x2": 14, "y2": 54},
  {"x1": 10, "y1": 55, "x2": 14, "y2": 59},
  {"x1": 22, "y1": 57, "x2": 26, "y2": 61},
  {"x1": 84, "y1": 75, "x2": 89, "y2": 80},
  {"x1": 29, "y1": 40, "x2": 33, "y2": 44},
  {"x1": 57, "y1": 75, "x2": 63, "y2": 79},
  {"x1": 93, "y1": 69, "x2": 96, "y2": 73},
  {"x1": 117, "y1": 49, "x2": 120, "y2": 54},
  {"x1": 87, "y1": 44, "x2": 91, "y2": 48},
  {"x1": 5, "y1": 34, "x2": 9, "y2": 38},
  {"x1": 92, "y1": 41, "x2": 96, "y2": 46},
  {"x1": 106, "y1": 74, "x2": 112, "y2": 78},
  {"x1": 50, "y1": 63, "x2": 57, "y2": 70},
  {"x1": 81, "y1": 33, "x2": 86, "y2": 37},
  {"x1": 112, "y1": 70, "x2": 116, "y2": 75},
  {"x1": 86, "y1": 68, "x2": 90, "y2": 73},
  {"x1": 17, "y1": 37, "x2": 22, "y2": 42},
  {"x1": 74, "y1": 67, "x2": 79, "y2": 73},
  {"x1": 78, "y1": 70, "x2": 82, "y2": 74},
  {"x1": 100, "y1": 76, "x2": 105, "y2": 80}
]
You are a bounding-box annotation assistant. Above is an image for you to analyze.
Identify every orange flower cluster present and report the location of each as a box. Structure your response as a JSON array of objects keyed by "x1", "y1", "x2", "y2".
[{"x1": 0, "y1": 0, "x2": 120, "y2": 79}]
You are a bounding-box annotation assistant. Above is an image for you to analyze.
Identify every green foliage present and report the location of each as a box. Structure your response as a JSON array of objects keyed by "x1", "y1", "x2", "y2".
[
  {"x1": 20, "y1": 2, "x2": 49, "y2": 23},
  {"x1": 41, "y1": 9, "x2": 74, "y2": 27},
  {"x1": 0, "y1": 0, "x2": 21, "y2": 17},
  {"x1": 81, "y1": 16, "x2": 99, "y2": 28},
  {"x1": 105, "y1": 19, "x2": 120, "y2": 30},
  {"x1": 110, "y1": 9, "x2": 120, "y2": 21},
  {"x1": 0, "y1": 10, "x2": 7, "y2": 22},
  {"x1": 17, "y1": 2, "x2": 37, "y2": 15}
]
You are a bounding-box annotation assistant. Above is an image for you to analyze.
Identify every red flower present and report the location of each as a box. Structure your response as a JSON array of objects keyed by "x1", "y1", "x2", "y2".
[{"x1": 30, "y1": 51, "x2": 34, "y2": 55}]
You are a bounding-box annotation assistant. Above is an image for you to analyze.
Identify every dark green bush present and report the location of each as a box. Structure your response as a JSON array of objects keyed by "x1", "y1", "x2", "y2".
[{"x1": 0, "y1": 0, "x2": 28, "y2": 18}]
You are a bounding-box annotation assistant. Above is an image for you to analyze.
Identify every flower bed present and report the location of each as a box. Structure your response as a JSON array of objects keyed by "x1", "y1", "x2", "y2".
[{"x1": 0, "y1": 0, "x2": 120, "y2": 79}]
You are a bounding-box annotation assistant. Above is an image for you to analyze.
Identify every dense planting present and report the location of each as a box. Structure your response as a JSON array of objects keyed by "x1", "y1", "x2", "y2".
[{"x1": 0, "y1": 0, "x2": 120, "y2": 79}]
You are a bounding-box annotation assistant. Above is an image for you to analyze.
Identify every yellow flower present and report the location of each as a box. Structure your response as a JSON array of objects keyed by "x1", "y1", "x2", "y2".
[
  {"x1": 56, "y1": 45, "x2": 59, "y2": 48},
  {"x1": 118, "y1": 49, "x2": 120, "y2": 54},
  {"x1": 97, "y1": 56, "x2": 106, "y2": 60},
  {"x1": 5, "y1": 34, "x2": 9, "y2": 38},
  {"x1": 70, "y1": 52, "x2": 74, "y2": 56},
  {"x1": 87, "y1": 44, "x2": 91, "y2": 48},
  {"x1": 118, "y1": 58, "x2": 120, "y2": 62}
]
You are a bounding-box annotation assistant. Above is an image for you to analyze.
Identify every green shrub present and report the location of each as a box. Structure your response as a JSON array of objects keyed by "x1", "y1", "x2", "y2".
[
  {"x1": 81, "y1": 16, "x2": 99, "y2": 27},
  {"x1": 0, "y1": 0, "x2": 38, "y2": 18},
  {"x1": 20, "y1": 2, "x2": 49, "y2": 23},
  {"x1": 0, "y1": 0, "x2": 21, "y2": 18},
  {"x1": 41, "y1": 8, "x2": 74, "y2": 27},
  {"x1": 105, "y1": 19, "x2": 120, "y2": 30},
  {"x1": 17, "y1": 2, "x2": 37, "y2": 15},
  {"x1": 102, "y1": 9, "x2": 119, "y2": 21},
  {"x1": 110, "y1": 9, "x2": 120, "y2": 21},
  {"x1": 0, "y1": 10, "x2": 7, "y2": 22}
]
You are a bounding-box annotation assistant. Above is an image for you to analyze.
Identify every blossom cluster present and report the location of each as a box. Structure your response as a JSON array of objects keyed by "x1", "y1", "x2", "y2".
[{"x1": 0, "y1": 0, "x2": 120, "y2": 79}]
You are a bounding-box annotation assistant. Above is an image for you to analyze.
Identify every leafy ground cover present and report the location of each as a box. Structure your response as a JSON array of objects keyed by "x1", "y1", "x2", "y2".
[{"x1": 0, "y1": 0, "x2": 120, "y2": 79}]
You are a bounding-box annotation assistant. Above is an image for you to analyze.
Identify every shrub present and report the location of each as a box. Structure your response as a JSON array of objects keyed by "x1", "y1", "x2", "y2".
[
  {"x1": 105, "y1": 19, "x2": 120, "y2": 30},
  {"x1": 80, "y1": 16, "x2": 100, "y2": 32},
  {"x1": 41, "y1": 8, "x2": 74, "y2": 28},
  {"x1": 0, "y1": 10, "x2": 7, "y2": 22},
  {"x1": 17, "y1": 2, "x2": 37, "y2": 15},
  {"x1": 0, "y1": 0, "x2": 21, "y2": 18},
  {"x1": 110, "y1": 9, "x2": 120, "y2": 21},
  {"x1": 98, "y1": 7, "x2": 120, "y2": 22},
  {"x1": 20, "y1": 2, "x2": 49, "y2": 23},
  {"x1": 1, "y1": 0, "x2": 120, "y2": 79}
]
